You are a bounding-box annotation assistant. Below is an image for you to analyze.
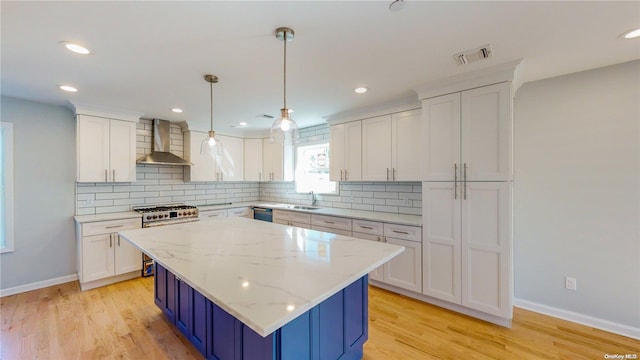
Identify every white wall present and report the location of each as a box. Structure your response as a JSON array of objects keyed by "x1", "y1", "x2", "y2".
[
  {"x1": 514, "y1": 60, "x2": 640, "y2": 329},
  {"x1": 0, "y1": 96, "x2": 77, "y2": 289}
]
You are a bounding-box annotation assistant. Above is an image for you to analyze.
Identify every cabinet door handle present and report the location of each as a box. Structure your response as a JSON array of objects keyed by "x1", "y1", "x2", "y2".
[
  {"x1": 113, "y1": 169, "x2": 116, "y2": 182},
  {"x1": 463, "y1": 163, "x2": 468, "y2": 200},
  {"x1": 454, "y1": 164, "x2": 458, "y2": 199},
  {"x1": 105, "y1": 224, "x2": 124, "y2": 229},
  {"x1": 392, "y1": 168, "x2": 395, "y2": 181},
  {"x1": 386, "y1": 168, "x2": 390, "y2": 181},
  {"x1": 360, "y1": 225, "x2": 374, "y2": 230},
  {"x1": 392, "y1": 230, "x2": 409, "y2": 235},
  {"x1": 105, "y1": 169, "x2": 108, "y2": 182},
  {"x1": 109, "y1": 234, "x2": 113, "y2": 248},
  {"x1": 345, "y1": 169, "x2": 348, "y2": 181},
  {"x1": 117, "y1": 236, "x2": 120, "y2": 246},
  {"x1": 340, "y1": 169, "x2": 343, "y2": 181},
  {"x1": 324, "y1": 220, "x2": 335, "y2": 224}
]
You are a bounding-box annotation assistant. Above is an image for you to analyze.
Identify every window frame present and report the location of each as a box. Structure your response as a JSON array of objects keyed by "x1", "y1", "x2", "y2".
[
  {"x1": 1, "y1": 122, "x2": 14, "y2": 253},
  {"x1": 294, "y1": 140, "x2": 338, "y2": 195}
]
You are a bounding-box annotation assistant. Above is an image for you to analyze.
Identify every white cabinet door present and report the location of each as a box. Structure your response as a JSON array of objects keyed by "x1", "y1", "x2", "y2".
[
  {"x1": 77, "y1": 115, "x2": 110, "y2": 182},
  {"x1": 329, "y1": 121, "x2": 362, "y2": 182},
  {"x1": 461, "y1": 82, "x2": 512, "y2": 181},
  {"x1": 199, "y1": 209, "x2": 227, "y2": 219},
  {"x1": 109, "y1": 119, "x2": 137, "y2": 182},
  {"x1": 329, "y1": 124, "x2": 345, "y2": 182},
  {"x1": 391, "y1": 109, "x2": 421, "y2": 181},
  {"x1": 421, "y1": 93, "x2": 461, "y2": 181},
  {"x1": 184, "y1": 131, "x2": 217, "y2": 182},
  {"x1": 353, "y1": 231, "x2": 384, "y2": 282},
  {"x1": 263, "y1": 138, "x2": 284, "y2": 181},
  {"x1": 227, "y1": 207, "x2": 250, "y2": 217},
  {"x1": 82, "y1": 234, "x2": 115, "y2": 282},
  {"x1": 114, "y1": 234, "x2": 141, "y2": 275},
  {"x1": 362, "y1": 115, "x2": 392, "y2": 181},
  {"x1": 383, "y1": 237, "x2": 422, "y2": 293},
  {"x1": 422, "y1": 182, "x2": 461, "y2": 303},
  {"x1": 461, "y1": 182, "x2": 512, "y2": 318},
  {"x1": 244, "y1": 138, "x2": 263, "y2": 181},
  {"x1": 217, "y1": 135, "x2": 244, "y2": 181}
]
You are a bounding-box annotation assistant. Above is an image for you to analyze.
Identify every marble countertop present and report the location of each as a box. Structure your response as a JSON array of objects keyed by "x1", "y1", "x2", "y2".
[
  {"x1": 74, "y1": 211, "x2": 141, "y2": 224},
  {"x1": 118, "y1": 217, "x2": 404, "y2": 337},
  {"x1": 255, "y1": 203, "x2": 422, "y2": 226}
]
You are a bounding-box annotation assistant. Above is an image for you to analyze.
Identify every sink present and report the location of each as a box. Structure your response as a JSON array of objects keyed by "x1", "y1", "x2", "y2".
[{"x1": 291, "y1": 205, "x2": 320, "y2": 210}]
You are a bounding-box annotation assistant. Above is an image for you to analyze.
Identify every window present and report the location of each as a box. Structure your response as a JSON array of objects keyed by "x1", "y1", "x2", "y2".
[
  {"x1": 1, "y1": 122, "x2": 14, "y2": 253},
  {"x1": 295, "y1": 142, "x2": 338, "y2": 194}
]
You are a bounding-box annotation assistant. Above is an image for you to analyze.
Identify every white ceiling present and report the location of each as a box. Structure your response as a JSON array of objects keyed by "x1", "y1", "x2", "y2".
[{"x1": 2, "y1": 1, "x2": 639, "y2": 136}]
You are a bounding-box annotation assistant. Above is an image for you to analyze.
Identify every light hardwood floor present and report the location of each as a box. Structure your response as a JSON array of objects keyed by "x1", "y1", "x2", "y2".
[{"x1": 1, "y1": 277, "x2": 637, "y2": 359}]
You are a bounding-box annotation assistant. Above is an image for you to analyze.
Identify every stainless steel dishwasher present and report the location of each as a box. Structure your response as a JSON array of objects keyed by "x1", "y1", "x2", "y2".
[{"x1": 252, "y1": 207, "x2": 273, "y2": 222}]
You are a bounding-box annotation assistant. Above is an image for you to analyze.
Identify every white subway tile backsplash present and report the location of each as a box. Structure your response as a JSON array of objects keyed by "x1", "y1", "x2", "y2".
[{"x1": 95, "y1": 192, "x2": 130, "y2": 200}]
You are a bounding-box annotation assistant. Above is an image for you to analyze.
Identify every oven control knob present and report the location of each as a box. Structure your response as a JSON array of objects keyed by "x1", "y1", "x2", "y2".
[
  {"x1": 152, "y1": 215, "x2": 158, "y2": 219},
  {"x1": 146, "y1": 215, "x2": 151, "y2": 220}
]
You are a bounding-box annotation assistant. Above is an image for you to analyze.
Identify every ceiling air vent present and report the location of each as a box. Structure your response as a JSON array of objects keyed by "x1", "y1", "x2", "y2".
[{"x1": 453, "y1": 44, "x2": 493, "y2": 66}]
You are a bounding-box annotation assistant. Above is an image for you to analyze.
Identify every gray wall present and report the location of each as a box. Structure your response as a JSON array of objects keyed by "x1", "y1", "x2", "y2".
[
  {"x1": 0, "y1": 96, "x2": 76, "y2": 289},
  {"x1": 513, "y1": 60, "x2": 640, "y2": 328}
]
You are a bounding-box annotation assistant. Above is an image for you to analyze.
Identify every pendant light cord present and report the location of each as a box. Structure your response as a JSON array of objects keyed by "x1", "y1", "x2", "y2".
[
  {"x1": 283, "y1": 31, "x2": 287, "y2": 110},
  {"x1": 210, "y1": 80, "x2": 214, "y2": 131}
]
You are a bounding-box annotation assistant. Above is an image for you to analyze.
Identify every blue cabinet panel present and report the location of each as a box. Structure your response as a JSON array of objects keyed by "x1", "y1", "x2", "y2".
[
  {"x1": 319, "y1": 291, "x2": 345, "y2": 360},
  {"x1": 242, "y1": 326, "x2": 274, "y2": 360},
  {"x1": 280, "y1": 311, "x2": 312, "y2": 360},
  {"x1": 207, "y1": 302, "x2": 240, "y2": 360},
  {"x1": 154, "y1": 263, "x2": 166, "y2": 309},
  {"x1": 176, "y1": 279, "x2": 191, "y2": 338},
  {"x1": 190, "y1": 290, "x2": 207, "y2": 356},
  {"x1": 165, "y1": 270, "x2": 176, "y2": 323},
  {"x1": 345, "y1": 276, "x2": 367, "y2": 347}
]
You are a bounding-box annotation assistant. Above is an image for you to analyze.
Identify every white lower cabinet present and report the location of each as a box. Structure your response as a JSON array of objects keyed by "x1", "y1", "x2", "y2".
[
  {"x1": 76, "y1": 217, "x2": 141, "y2": 290},
  {"x1": 199, "y1": 209, "x2": 227, "y2": 219},
  {"x1": 352, "y1": 219, "x2": 422, "y2": 292},
  {"x1": 311, "y1": 215, "x2": 352, "y2": 236},
  {"x1": 422, "y1": 181, "x2": 512, "y2": 318},
  {"x1": 227, "y1": 207, "x2": 251, "y2": 218},
  {"x1": 273, "y1": 210, "x2": 311, "y2": 228}
]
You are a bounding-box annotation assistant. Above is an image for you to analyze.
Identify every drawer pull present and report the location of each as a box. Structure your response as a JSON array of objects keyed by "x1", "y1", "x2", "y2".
[
  {"x1": 392, "y1": 230, "x2": 409, "y2": 235},
  {"x1": 324, "y1": 221, "x2": 335, "y2": 224},
  {"x1": 360, "y1": 225, "x2": 374, "y2": 230},
  {"x1": 105, "y1": 225, "x2": 124, "y2": 229}
]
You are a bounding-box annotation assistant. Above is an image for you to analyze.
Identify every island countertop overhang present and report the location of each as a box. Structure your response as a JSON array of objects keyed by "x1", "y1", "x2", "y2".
[{"x1": 118, "y1": 217, "x2": 404, "y2": 337}]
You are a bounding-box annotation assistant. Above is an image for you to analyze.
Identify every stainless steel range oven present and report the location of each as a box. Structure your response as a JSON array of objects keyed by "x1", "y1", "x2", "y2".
[{"x1": 133, "y1": 204, "x2": 199, "y2": 276}]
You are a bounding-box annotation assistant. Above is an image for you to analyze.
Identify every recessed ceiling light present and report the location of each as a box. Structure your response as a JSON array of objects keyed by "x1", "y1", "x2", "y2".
[
  {"x1": 239, "y1": 122, "x2": 248, "y2": 127},
  {"x1": 59, "y1": 85, "x2": 78, "y2": 92},
  {"x1": 59, "y1": 41, "x2": 91, "y2": 55},
  {"x1": 621, "y1": 27, "x2": 640, "y2": 39},
  {"x1": 171, "y1": 108, "x2": 183, "y2": 113},
  {"x1": 354, "y1": 87, "x2": 368, "y2": 94}
]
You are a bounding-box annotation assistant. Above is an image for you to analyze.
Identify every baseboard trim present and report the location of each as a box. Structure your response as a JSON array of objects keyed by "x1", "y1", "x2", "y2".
[
  {"x1": 514, "y1": 298, "x2": 640, "y2": 340},
  {"x1": 0, "y1": 274, "x2": 78, "y2": 297}
]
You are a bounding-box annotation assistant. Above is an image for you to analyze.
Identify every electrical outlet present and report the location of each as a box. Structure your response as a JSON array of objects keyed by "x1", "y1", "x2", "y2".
[{"x1": 565, "y1": 276, "x2": 577, "y2": 291}]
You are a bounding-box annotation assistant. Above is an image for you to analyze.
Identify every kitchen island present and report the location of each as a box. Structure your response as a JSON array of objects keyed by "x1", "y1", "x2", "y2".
[{"x1": 119, "y1": 217, "x2": 404, "y2": 360}]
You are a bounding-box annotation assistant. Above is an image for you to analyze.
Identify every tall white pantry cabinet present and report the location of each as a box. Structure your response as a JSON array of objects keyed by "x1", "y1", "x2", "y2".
[{"x1": 418, "y1": 61, "x2": 518, "y2": 322}]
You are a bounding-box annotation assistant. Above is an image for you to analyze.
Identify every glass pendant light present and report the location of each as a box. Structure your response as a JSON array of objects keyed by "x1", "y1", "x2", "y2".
[
  {"x1": 201, "y1": 74, "x2": 223, "y2": 156},
  {"x1": 270, "y1": 27, "x2": 300, "y2": 144}
]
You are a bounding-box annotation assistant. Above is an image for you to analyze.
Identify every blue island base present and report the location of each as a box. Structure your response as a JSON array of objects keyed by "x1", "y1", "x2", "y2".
[{"x1": 154, "y1": 263, "x2": 369, "y2": 360}]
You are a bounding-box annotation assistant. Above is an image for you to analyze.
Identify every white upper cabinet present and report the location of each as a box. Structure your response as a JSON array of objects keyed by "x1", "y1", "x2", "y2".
[
  {"x1": 217, "y1": 135, "x2": 244, "y2": 181},
  {"x1": 77, "y1": 114, "x2": 137, "y2": 183},
  {"x1": 184, "y1": 130, "x2": 217, "y2": 182},
  {"x1": 244, "y1": 138, "x2": 263, "y2": 181},
  {"x1": 329, "y1": 121, "x2": 362, "y2": 181},
  {"x1": 362, "y1": 109, "x2": 422, "y2": 181},
  {"x1": 262, "y1": 138, "x2": 284, "y2": 181},
  {"x1": 422, "y1": 82, "x2": 511, "y2": 181}
]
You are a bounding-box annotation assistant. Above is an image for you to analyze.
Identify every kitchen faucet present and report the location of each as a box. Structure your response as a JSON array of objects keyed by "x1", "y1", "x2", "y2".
[{"x1": 309, "y1": 191, "x2": 317, "y2": 206}]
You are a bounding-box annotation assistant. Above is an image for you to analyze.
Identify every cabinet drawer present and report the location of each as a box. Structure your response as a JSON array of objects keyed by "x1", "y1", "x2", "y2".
[
  {"x1": 353, "y1": 231, "x2": 383, "y2": 242},
  {"x1": 311, "y1": 225, "x2": 352, "y2": 237},
  {"x1": 199, "y1": 209, "x2": 227, "y2": 219},
  {"x1": 273, "y1": 210, "x2": 290, "y2": 223},
  {"x1": 352, "y1": 219, "x2": 383, "y2": 235},
  {"x1": 311, "y1": 215, "x2": 352, "y2": 232},
  {"x1": 290, "y1": 212, "x2": 311, "y2": 224},
  {"x1": 82, "y1": 218, "x2": 141, "y2": 236},
  {"x1": 227, "y1": 207, "x2": 250, "y2": 217},
  {"x1": 384, "y1": 223, "x2": 421, "y2": 242}
]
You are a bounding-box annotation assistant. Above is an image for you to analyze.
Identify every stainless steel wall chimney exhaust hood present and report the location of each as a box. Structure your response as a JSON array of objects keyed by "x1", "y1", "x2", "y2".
[{"x1": 136, "y1": 119, "x2": 193, "y2": 166}]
